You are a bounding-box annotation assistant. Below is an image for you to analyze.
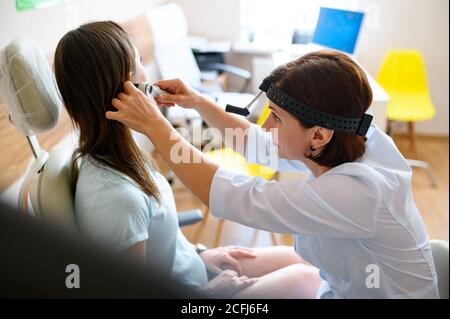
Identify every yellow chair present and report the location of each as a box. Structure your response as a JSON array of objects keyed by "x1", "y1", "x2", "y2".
[
  {"x1": 198, "y1": 102, "x2": 279, "y2": 247},
  {"x1": 245, "y1": 105, "x2": 276, "y2": 179},
  {"x1": 376, "y1": 50, "x2": 437, "y2": 187}
]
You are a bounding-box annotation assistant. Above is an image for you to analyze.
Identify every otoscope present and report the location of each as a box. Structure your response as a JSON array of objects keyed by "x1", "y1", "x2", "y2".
[{"x1": 134, "y1": 82, "x2": 168, "y2": 99}]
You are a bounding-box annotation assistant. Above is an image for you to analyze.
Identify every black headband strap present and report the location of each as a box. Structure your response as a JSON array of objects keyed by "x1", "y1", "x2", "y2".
[{"x1": 260, "y1": 77, "x2": 372, "y2": 136}]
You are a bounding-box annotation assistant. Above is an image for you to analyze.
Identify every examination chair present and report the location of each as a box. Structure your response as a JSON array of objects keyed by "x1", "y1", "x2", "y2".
[
  {"x1": 430, "y1": 240, "x2": 449, "y2": 299},
  {"x1": 0, "y1": 38, "x2": 203, "y2": 230}
]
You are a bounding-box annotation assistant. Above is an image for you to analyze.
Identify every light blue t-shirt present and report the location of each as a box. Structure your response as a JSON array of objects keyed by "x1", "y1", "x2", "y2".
[{"x1": 74, "y1": 156, "x2": 208, "y2": 288}]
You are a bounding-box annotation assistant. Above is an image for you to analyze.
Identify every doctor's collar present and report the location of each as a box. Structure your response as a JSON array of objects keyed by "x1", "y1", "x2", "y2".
[{"x1": 225, "y1": 76, "x2": 373, "y2": 137}]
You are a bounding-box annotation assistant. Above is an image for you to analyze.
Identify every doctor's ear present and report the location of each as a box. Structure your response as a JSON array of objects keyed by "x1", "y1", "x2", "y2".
[{"x1": 311, "y1": 127, "x2": 334, "y2": 149}]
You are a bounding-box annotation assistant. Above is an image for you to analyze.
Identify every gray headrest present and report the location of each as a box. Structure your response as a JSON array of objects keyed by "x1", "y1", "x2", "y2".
[{"x1": 0, "y1": 38, "x2": 61, "y2": 136}]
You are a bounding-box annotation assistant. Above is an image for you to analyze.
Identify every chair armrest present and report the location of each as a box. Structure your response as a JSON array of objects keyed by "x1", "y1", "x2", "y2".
[
  {"x1": 207, "y1": 63, "x2": 251, "y2": 93},
  {"x1": 207, "y1": 63, "x2": 251, "y2": 80},
  {"x1": 178, "y1": 209, "x2": 203, "y2": 227}
]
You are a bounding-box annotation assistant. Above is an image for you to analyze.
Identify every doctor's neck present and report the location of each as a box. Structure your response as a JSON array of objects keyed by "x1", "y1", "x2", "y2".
[{"x1": 303, "y1": 159, "x2": 332, "y2": 178}]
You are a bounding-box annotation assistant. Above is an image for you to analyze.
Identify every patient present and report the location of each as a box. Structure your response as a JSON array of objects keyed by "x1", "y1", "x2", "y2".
[{"x1": 53, "y1": 21, "x2": 320, "y2": 298}]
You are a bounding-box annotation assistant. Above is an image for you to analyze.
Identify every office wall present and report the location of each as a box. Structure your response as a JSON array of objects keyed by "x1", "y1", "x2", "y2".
[
  {"x1": 2, "y1": 1, "x2": 446, "y2": 135},
  {"x1": 357, "y1": 0, "x2": 449, "y2": 135},
  {"x1": 0, "y1": 0, "x2": 166, "y2": 55},
  {"x1": 175, "y1": 0, "x2": 449, "y2": 136},
  {"x1": 172, "y1": 0, "x2": 241, "y2": 42},
  {"x1": 0, "y1": 0, "x2": 447, "y2": 178}
]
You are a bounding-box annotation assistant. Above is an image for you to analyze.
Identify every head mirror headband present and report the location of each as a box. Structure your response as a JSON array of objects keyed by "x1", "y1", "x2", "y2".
[{"x1": 225, "y1": 76, "x2": 373, "y2": 136}]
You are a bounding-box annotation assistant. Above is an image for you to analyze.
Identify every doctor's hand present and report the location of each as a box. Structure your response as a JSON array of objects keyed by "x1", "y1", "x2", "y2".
[
  {"x1": 154, "y1": 78, "x2": 206, "y2": 109},
  {"x1": 199, "y1": 269, "x2": 258, "y2": 298},
  {"x1": 199, "y1": 246, "x2": 257, "y2": 276},
  {"x1": 106, "y1": 81, "x2": 163, "y2": 136}
]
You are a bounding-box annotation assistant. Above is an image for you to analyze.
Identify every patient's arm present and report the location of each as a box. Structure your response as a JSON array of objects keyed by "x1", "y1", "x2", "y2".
[{"x1": 122, "y1": 240, "x2": 147, "y2": 263}]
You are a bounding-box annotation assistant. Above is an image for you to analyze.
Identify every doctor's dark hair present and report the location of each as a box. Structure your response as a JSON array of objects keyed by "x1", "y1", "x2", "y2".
[
  {"x1": 54, "y1": 21, "x2": 160, "y2": 201},
  {"x1": 270, "y1": 50, "x2": 373, "y2": 167}
]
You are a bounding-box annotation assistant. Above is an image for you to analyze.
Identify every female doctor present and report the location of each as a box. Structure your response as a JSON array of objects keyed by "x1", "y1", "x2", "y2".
[{"x1": 106, "y1": 50, "x2": 439, "y2": 298}]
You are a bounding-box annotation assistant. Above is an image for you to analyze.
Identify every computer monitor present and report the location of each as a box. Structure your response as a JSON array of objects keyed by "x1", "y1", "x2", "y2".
[{"x1": 312, "y1": 7, "x2": 365, "y2": 54}]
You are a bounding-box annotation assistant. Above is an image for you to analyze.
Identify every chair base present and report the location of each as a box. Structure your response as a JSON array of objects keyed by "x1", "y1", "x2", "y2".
[
  {"x1": 407, "y1": 159, "x2": 437, "y2": 188},
  {"x1": 387, "y1": 120, "x2": 437, "y2": 188}
]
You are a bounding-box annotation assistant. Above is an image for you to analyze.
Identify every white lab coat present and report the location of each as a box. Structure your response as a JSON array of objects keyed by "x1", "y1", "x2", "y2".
[{"x1": 209, "y1": 123, "x2": 439, "y2": 298}]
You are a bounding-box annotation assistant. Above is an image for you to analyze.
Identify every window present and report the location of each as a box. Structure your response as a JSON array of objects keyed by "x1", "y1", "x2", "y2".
[{"x1": 240, "y1": 0, "x2": 361, "y2": 47}]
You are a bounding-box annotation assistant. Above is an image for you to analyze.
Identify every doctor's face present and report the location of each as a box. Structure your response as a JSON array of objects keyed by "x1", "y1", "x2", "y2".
[{"x1": 262, "y1": 102, "x2": 314, "y2": 160}]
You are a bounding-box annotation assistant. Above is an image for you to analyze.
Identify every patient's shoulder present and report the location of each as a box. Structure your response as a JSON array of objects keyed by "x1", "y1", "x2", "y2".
[
  {"x1": 75, "y1": 156, "x2": 150, "y2": 210},
  {"x1": 78, "y1": 156, "x2": 143, "y2": 187}
]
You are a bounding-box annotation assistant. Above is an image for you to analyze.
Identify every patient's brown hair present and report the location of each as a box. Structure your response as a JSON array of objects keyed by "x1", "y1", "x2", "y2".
[{"x1": 54, "y1": 21, "x2": 160, "y2": 201}]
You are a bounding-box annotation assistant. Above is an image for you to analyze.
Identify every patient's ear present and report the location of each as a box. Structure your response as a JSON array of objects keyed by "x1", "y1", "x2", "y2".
[{"x1": 128, "y1": 72, "x2": 132, "y2": 81}]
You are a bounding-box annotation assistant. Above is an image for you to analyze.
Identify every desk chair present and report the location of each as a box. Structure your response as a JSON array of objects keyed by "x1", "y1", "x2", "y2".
[
  {"x1": 198, "y1": 103, "x2": 279, "y2": 247},
  {"x1": 376, "y1": 50, "x2": 437, "y2": 187},
  {"x1": 147, "y1": 3, "x2": 251, "y2": 92},
  {"x1": 0, "y1": 38, "x2": 202, "y2": 231},
  {"x1": 146, "y1": 3, "x2": 253, "y2": 126}
]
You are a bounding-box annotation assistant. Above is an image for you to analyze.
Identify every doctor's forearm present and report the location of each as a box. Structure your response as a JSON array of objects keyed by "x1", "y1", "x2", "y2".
[
  {"x1": 195, "y1": 97, "x2": 250, "y2": 145},
  {"x1": 145, "y1": 115, "x2": 218, "y2": 206}
]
